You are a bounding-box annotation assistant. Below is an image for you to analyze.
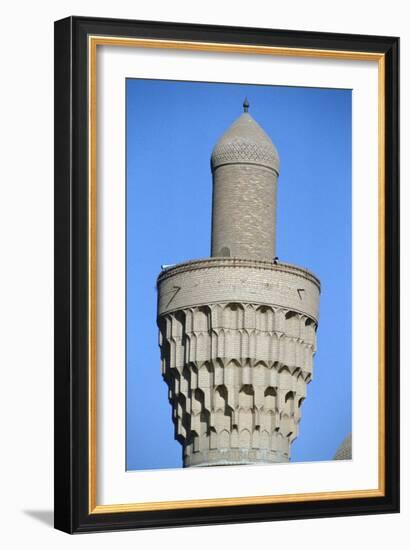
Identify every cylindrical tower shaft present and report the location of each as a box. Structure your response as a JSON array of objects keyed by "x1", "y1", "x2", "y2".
[
  {"x1": 210, "y1": 104, "x2": 280, "y2": 261},
  {"x1": 211, "y1": 164, "x2": 278, "y2": 260}
]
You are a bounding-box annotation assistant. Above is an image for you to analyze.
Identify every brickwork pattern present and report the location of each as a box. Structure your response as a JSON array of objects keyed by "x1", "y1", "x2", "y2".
[
  {"x1": 211, "y1": 112, "x2": 280, "y2": 174},
  {"x1": 157, "y1": 259, "x2": 320, "y2": 322},
  {"x1": 212, "y1": 141, "x2": 279, "y2": 173},
  {"x1": 157, "y1": 260, "x2": 320, "y2": 467},
  {"x1": 158, "y1": 301, "x2": 317, "y2": 467},
  {"x1": 334, "y1": 433, "x2": 352, "y2": 460},
  {"x1": 211, "y1": 164, "x2": 278, "y2": 260}
]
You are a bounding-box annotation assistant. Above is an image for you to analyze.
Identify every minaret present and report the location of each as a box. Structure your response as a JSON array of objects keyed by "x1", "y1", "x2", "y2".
[{"x1": 157, "y1": 100, "x2": 320, "y2": 467}]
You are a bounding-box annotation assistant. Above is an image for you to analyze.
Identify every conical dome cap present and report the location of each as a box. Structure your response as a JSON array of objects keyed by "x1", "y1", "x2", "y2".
[{"x1": 211, "y1": 111, "x2": 280, "y2": 174}]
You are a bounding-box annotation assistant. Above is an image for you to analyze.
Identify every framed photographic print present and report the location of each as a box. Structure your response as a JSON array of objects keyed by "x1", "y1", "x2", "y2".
[{"x1": 54, "y1": 16, "x2": 400, "y2": 533}]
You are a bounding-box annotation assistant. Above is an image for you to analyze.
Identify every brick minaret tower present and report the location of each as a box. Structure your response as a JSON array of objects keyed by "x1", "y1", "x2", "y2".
[{"x1": 157, "y1": 100, "x2": 320, "y2": 467}]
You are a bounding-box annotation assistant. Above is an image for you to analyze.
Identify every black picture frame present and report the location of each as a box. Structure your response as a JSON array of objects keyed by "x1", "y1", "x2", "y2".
[{"x1": 54, "y1": 15, "x2": 400, "y2": 534}]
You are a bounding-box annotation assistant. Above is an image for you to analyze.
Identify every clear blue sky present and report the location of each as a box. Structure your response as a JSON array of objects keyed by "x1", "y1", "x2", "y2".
[{"x1": 126, "y1": 78, "x2": 352, "y2": 471}]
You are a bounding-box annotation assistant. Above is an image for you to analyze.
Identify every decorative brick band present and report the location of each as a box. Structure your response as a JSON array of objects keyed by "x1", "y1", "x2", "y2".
[
  {"x1": 211, "y1": 140, "x2": 279, "y2": 174},
  {"x1": 157, "y1": 260, "x2": 320, "y2": 321},
  {"x1": 158, "y1": 258, "x2": 320, "y2": 290}
]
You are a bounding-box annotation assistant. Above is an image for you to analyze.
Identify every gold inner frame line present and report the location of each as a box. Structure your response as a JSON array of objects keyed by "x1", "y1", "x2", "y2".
[{"x1": 88, "y1": 35, "x2": 386, "y2": 514}]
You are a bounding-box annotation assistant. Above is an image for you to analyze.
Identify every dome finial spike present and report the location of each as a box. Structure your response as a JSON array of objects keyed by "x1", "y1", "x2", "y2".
[{"x1": 243, "y1": 97, "x2": 250, "y2": 112}]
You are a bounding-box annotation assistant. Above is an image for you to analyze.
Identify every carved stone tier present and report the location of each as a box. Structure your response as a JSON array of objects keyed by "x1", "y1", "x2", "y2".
[{"x1": 157, "y1": 258, "x2": 320, "y2": 467}]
